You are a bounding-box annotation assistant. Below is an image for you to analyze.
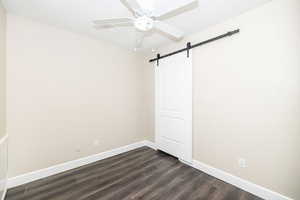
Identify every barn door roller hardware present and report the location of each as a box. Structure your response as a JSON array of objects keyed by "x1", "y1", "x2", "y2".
[{"x1": 150, "y1": 29, "x2": 240, "y2": 66}]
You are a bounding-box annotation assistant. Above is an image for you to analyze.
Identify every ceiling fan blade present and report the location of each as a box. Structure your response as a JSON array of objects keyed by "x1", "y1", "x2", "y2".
[
  {"x1": 154, "y1": 0, "x2": 198, "y2": 20},
  {"x1": 120, "y1": 0, "x2": 144, "y2": 16},
  {"x1": 94, "y1": 22, "x2": 133, "y2": 29},
  {"x1": 93, "y1": 18, "x2": 132, "y2": 25},
  {"x1": 154, "y1": 21, "x2": 184, "y2": 41}
]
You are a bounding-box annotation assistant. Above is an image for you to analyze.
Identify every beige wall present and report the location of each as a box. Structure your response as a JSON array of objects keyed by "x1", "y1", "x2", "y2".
[
  {"x1": 6, "y1": 14, "x2": 149, "y2": 178},
  {"x1": 0, "y1": 1, "x2": 7, "y2": 199},
  {"x1": 147, "y1": 0, "x2": 300, "y2": 199},
  {"x1": 0, "y1": 0, "x2": 6, "y2": 140},
  {"x1": 5, "y1": 0, "x2": 300, "y2": 199}
]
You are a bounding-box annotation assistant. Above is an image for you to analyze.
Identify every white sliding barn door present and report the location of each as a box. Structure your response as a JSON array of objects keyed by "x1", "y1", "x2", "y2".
[{"x1": 155, "y1": 51, "x2": 192, "y2": 163}]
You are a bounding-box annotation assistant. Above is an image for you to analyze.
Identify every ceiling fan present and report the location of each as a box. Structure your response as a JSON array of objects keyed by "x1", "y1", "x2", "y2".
[{"x1": 93, "y1": 0, "x2": 198, "y2": 50}]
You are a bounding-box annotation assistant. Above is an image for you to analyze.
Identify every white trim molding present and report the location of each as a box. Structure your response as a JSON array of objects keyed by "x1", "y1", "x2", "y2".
[
  {"x1": 0, "y1": 134, "x2": 8, "y2": 200},
  {"x1": 0, "y1": 182, "x2": 7, "y2": 200},
  {"x1": 8, "y1": 140, "x2": 151, "y2": 188},
  {"x1": 0, "y1": 135, "x2": 8, "y2": 145},
  {"x1": 7, "y1": 140, "x2": 293, "y2": 200},
  {"x1": 143, "y1": 140, "x2": 157, "y2": 150},
  {"x1": 144, "y1": 141, "x2": 293, "y2": 200},
  {"x1": 191, "y1": 160, "x2": 293, "y2": 200}
]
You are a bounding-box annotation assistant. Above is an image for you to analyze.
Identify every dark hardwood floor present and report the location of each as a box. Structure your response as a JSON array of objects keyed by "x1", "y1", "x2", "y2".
[{"x1": 5, "y1": 147, "x2": 263, "y2": 200}]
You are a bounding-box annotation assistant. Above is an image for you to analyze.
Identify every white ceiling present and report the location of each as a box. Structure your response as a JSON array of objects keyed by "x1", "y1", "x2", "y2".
[{"x1": 3, "y1": 0, "x2": 271, "y2": 52}]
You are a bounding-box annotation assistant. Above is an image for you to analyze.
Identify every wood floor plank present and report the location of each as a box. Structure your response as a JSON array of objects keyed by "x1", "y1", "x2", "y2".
[
  {"x1": 27, "y1": 147, "x2": 153, "y2": 190},
  {"x1": 62, "y1": 153, "x2": 167, "y2": 200},
  {"x1": 171, "y1": 173, "x2": 206, "y2": 200},
  {"x1": 104, "y1": 157, "x2": 179, "y2": 200},
  {"x1": 126, "y1": 164, "x2": 189, "y2": 200},
  {"x1": 80, "y1": 157, "x2": 175, "y2": 200},
  {"x1": 5, "y1": 147, "x2": 264, "y2": 200},
  {"x1": 149, "y1": 169, "x2": 200, "y2": 200},
  {"x1": 22, "y1": 151, "x2": 160, "y2": 200}
]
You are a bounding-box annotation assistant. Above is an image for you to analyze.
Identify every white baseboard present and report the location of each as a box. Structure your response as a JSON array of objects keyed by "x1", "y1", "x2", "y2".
[
  {"x1": 0, "y1": 184, "x2": 7, "y2": 200},
  {"x1": 7, "y1": 140, "x2": 293, "y2": 200},
  {"x1": 143, "y1": 140, "x2": 157, "y2": 150},
  {"x1": 192, "y1": 160, "x2": 292, "y2": 200},
  {"x1": 0, "y1": 135, "x2": 8, "y2": 200},
  {"x1": 146, "y1": 141, "x2": 293, "y2": 200},
  {"x1": 8, "y1": 140, "x2": 150, "y2": 188}
]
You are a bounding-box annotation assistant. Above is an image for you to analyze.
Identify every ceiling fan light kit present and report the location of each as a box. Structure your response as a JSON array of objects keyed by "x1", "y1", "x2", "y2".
[
  {"x1": 93, "y1": 0, "x2": 199, "y2": 50},
  {"x1": 134, "y1": 16, "x2": 154, "y2": 32}
]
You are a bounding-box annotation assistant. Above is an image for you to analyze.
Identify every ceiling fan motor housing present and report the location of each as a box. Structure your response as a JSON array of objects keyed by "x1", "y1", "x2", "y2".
[{"x1": 134, "y1": 16, "x2": 154, "y2": 32}]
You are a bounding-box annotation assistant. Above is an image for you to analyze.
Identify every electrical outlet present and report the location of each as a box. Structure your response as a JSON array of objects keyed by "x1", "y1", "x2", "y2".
[{"x1": 238, "y1": 158, "x2": 247, "y2": 168}]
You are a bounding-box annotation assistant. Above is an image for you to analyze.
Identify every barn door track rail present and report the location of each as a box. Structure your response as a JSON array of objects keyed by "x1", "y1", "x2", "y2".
[{"x1": 149, "y1": 29, "x2": 240, "y2": 66}]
